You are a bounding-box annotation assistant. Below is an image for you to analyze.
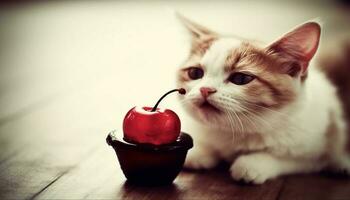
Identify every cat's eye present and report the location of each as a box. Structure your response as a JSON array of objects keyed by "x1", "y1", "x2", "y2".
[
  {"x1": 187, "y1": 67, "x2": 204, "y2": 80},
  {"x1": 228, "y1": 72, "x2": 255, "y2": 85}
]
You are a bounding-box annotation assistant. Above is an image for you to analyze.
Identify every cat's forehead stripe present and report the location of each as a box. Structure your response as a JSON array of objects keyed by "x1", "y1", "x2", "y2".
[
  {"x1": 201, "y1": 38, "x2": 242, "y2": 71},
  {"x1": 224, "y1": 42, "x2": 267, "y2": 72}
]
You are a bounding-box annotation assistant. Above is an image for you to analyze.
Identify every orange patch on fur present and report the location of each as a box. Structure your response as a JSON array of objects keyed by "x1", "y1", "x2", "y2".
[
  {"x1": 191, "y1": 36, "x2": 217, "y2": 56},
  {"x1": 224, "y1": 42, "x2": 298, "y2": 109}
]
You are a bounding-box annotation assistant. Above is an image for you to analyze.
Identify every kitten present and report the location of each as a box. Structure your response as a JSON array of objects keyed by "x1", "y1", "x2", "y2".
[{"x1": 176, "y1": 14, "x2": 350, "y2": 184}]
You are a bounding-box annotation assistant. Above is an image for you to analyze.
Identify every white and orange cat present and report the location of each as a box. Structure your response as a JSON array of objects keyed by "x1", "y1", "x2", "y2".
[{"x1": 176, "y1": 15, "x2": 350, "y2": 184}]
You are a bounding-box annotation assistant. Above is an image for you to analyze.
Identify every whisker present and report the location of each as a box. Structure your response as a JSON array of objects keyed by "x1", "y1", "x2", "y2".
[
  {"x1": 239, "y1": 100, "x2": 293, "y2": 119},
  {"x1": 234, "y1": 104, "x2": 274, "y2": 130},
  {"x1": 232, "y1": 110, "x2": 244, "y2": 134},
  {"x1": 238, "y1": 108, "x2": 259, "y2": 132},
  {"x1": 224, "y1": 108, "x2": 236, "y2": 144},
  {"x1": 218, "y1": 95, "x2": 274, "y2": 130}
]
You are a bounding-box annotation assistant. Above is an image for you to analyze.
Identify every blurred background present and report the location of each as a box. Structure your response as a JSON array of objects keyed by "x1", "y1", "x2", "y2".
[{"x1": 0, "y1": 0, "x2": 350, "y2": 198}]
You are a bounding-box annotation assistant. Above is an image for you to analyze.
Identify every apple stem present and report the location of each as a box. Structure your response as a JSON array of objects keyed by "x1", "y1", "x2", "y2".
[{"x1": 151, "y1": 88, "x2": 186, "y2": 112}]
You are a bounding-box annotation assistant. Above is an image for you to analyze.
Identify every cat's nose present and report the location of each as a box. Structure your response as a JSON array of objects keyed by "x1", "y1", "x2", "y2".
[{"x1": 200, "y1": 87, "x2": 217, "y2": 98}]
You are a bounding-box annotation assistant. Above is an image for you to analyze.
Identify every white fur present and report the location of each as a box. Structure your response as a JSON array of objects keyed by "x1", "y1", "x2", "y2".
[{"x1": 178, "y1": 38, "x2": 349, "y2": 184}]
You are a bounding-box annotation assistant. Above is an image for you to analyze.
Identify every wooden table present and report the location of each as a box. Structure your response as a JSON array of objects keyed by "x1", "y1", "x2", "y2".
[{"x1": 1, "y1": 1, "x2": 350, "y2": 199}]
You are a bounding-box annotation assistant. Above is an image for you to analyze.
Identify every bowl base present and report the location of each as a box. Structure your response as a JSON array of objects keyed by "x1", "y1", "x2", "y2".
[{"x1": 107, "y1": 131, "x2": 193, "y2": 186}]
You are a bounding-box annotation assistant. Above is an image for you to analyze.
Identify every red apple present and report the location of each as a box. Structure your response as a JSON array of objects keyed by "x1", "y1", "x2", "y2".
[{"x1": 122, "y1": 88, "x2": 186, "y2": 145}]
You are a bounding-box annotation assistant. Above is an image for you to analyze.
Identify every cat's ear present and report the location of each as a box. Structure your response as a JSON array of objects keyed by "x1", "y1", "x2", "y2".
[
  {"x1": 267, "y1": 22, "x2": 321, "y2": 76},
  {"x1": 176, "y1": 12, "x2": 217, "y2": 39}
]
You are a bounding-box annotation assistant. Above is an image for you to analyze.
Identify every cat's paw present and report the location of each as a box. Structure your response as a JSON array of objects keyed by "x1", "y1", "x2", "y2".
[
  {"x1": 184, "y1": 147, "x2": 219, "y2": 170},
  {"x1": 230, "y1": 154, "x2": 276, "y2": 184}
]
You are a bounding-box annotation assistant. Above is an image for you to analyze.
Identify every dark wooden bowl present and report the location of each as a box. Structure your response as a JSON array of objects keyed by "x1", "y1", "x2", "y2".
[{"x1": 106, "y1": 131, "x2": 193, "y2": 185}]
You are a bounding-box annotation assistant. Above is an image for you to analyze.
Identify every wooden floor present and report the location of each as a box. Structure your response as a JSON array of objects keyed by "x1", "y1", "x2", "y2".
[{"x1": 1, "y1": 1, "x2": 350, "y2": 199}]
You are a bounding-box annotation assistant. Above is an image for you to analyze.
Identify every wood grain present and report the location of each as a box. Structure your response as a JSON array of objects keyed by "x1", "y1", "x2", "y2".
[
  {"x1": 0, "y1": 81, "x2": 117, "y2": 199},
  {"x1": 278, "y1": 174, "x2": 350, "y2": 200},
  {"x1": 36, "y1": 146, "x2": 284, "y2": 199}
]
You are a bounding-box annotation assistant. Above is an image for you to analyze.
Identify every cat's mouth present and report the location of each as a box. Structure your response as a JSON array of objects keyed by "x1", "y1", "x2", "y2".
[{"x1": 198, "y1": 100, "x2": 221, "y2": 113}]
